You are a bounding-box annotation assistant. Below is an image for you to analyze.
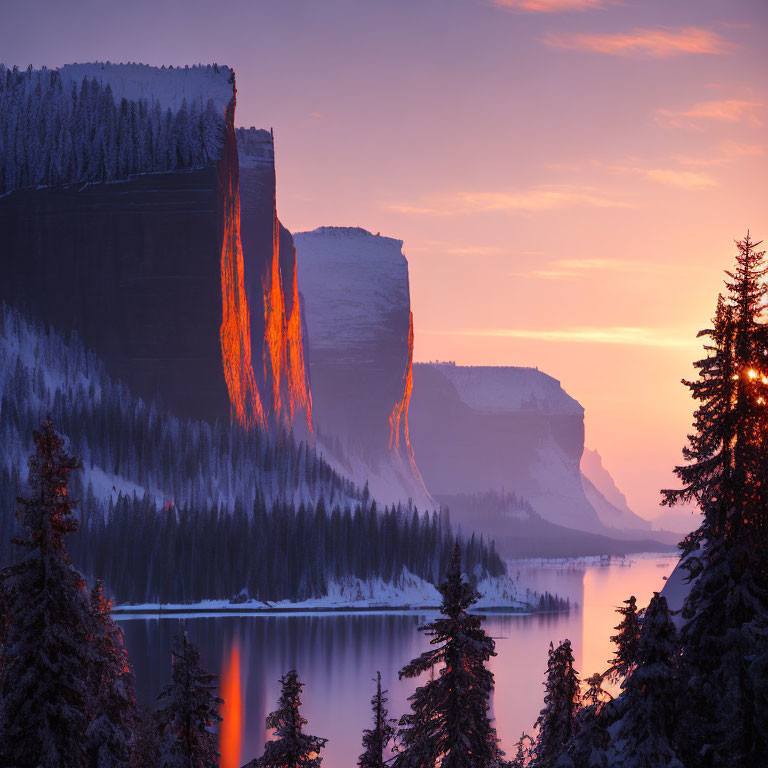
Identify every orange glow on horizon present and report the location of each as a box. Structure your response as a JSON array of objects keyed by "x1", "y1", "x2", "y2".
[{"x1": 219, "y1": 639, "x2": 243, "y2": 768}]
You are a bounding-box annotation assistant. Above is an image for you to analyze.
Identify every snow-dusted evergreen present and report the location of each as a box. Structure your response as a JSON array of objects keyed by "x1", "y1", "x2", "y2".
[
  {"x1": 0, "y1": 420, "x2": 93, "y2": 768},
  {"x1": 559, "y1": 672, "x2": 612, "y2": 768},
  {"x1": 358, "y1": 671, "x2": 396, "y2": 768},
  {"x1": 246, "y1": 669, "x2": 327, "y2": 768},
  {"x1": 393, "y1": 544, "x2": 507, "y2": 768},
  {"x1": 607, "y1": 595, "x2": 641, "y2": 681},
  {"x1": 533, "y1": 640, "x2": 580, "y2": 768},
  {"x1": 85, "y1": 580, "x2": 138, "y2": 768},
  {"x1": 155, "y1": 631, "x2": 222, "y2": 768},
  {"x1": 612, "y1": 594, "x2": 683, "y2": 768},
  {"x1": 536, "y1": 233, "x2": 768, "y2": 767},
  {"x1": 0, "y1": 63, "x2": 227, "y2": 195},
  {"x1": 661, "y1": 233, "x2": 768, "y2": 767}
]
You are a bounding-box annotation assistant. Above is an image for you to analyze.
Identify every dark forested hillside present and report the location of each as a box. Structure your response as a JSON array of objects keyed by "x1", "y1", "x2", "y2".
[
  {"x1": 0, "y1": 303, "x2": 507, "y2": 603},
  {"x1": 71, "y1": 494, "x2": 505, "y2": 604},
  {"x1": 0, "y1": 302, "x2": 356, "y2": 570}
]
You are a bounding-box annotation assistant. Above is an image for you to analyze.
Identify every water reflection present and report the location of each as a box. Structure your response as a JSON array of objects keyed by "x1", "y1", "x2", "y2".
[
  {"x1": 118, "y1": 555, "x2": 675, "y2": 765},
  {"x1": 219, "y1": 638, "x2": 243, "y2": 768}
]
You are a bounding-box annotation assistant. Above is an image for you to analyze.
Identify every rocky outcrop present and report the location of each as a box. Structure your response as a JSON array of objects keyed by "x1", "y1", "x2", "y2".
[
  {"x1": 294, "y1": 227, "x2": 431, "y2": 509},
  {"x1": 236, "y1": 128, "x2": 312, "y2": 437},
  {"x1": 409, "y1": 363, "x2": 605, "y2": 532}
]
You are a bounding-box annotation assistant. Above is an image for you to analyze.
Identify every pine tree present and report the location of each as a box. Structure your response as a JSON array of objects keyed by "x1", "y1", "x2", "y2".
[
  {"x1": 0, "y1": 419, "x2": 93, "y2": 768},
  {"x1": 616, "y1": 594, "x2": 683, "y2": 768},
  {"x1": 358, "y1": 671, "x2": 395, "y2": 768},
  {"x1": 607, "y1": 596, "x2": 641, "y2": 681},
  {"x1": 560, "y1": 672, "x2": 612, "y2": 768},
  {"x1": 85, "y1": 579, "x2": 139, "y2": 768},
  {"x1": 533, "y1": 640, "x2": 580, "y2": 768},
  {"x1": 246, "y1": 669, "x2": 327, "y2": 768},
  {"x1": 663, "y1": 233, "x2": 768, "y2": 767},
  {"x1": 393, "y1": 542, "x2": 506, "y2": 768},
  {"x1": 155, "y1": 630, "x2": 222, "y2": 768},
  {"x1": 510, "y1": 733, "x2": 534, "y2": 768},
  {"x1": 581, "y1": 673, "x2": 610, "y2": 712},
  {"x1": 133, "y1": 708, "x2": 161, "y2": 768}
]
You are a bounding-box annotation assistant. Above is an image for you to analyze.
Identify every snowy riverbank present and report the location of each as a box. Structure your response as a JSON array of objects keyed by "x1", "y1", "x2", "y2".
[{"x1": 112, "y1": 571, "x2": 553, "y2": 615}]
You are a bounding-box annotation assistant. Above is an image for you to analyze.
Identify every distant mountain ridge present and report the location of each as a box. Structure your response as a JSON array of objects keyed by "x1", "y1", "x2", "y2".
[
  {"x1": 580, "y1": 447, "x2": 651, "y2": 532},
  {"x1": 409, "y1": 362, "x2": 670, "y2": 548},
  {"x1": 410, "y1": 362, "x2": 603, "y2": 532}
]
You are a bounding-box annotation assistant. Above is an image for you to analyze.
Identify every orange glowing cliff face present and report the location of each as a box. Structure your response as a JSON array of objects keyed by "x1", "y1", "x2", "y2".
[
  {"x1": 218, "y1": 639, "x2": 243, "y2": 768},
  {"x1": 262, "y1": 213, "x2": 312, "y2": 432},
  {"x1": 389, "y1": 311, "x2": 415, "y2": 452},
  {"x1": 219, "y1": 97, "x2": 267, "y2": 430}
]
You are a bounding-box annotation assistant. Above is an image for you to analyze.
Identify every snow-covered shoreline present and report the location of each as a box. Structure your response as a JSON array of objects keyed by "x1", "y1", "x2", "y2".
[
  {"x1": 112, "y1": 603, "x2": 538, "y2": 616},
  {"x1": 112, "y1": 572, "x2": 551, "y2": 616}
]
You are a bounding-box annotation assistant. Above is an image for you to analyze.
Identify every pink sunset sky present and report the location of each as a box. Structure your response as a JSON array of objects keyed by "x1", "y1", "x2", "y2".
[{"x1": 3, "y1": 0, "x2": 767, "y2": 522}]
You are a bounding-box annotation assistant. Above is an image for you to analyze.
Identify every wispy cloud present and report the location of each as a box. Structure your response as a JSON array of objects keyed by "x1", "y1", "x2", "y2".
[
  {"x1": 544, "y1": 26, "x2": 734, "y2": 57},
  {"x1": 605, "y1": 160, "x2": 718, "y2": 189},
  {"x1": 529, "y1": 258, "x2": 675, "y2": 280},
  {"x1": 657, "y1": 99, "x2": 763, "y2": 128},
  {"x1": 493, "y1": 0, "x2": 613, "y2": 12},
  {"x1": 425, "y1": 326, "x2": 697, "y2": 348},
  {"x1": 643, "y1": 168, "x2": 717, "y2": 189},
  {"x1": 386, "y1": 185, "x2": 633, "y2": 216},
  {"x1": 671, "y1": 140, "x2": 765, "y2": 167}
]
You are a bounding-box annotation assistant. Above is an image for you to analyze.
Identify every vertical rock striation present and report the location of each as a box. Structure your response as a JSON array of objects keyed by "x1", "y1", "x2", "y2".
[
  {"x1": 218, "y1": 101, "x2": 266, "y2": 429},
  {"x1": 237, "y1": 128, "x2": 312, "y2": 437}
]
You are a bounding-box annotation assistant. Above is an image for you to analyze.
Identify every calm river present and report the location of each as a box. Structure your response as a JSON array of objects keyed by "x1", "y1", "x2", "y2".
[{"x1": 118, "y1": 553, "x2": 677, "y2": 767}]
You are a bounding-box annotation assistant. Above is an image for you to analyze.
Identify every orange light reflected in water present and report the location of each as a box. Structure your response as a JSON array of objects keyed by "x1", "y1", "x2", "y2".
[{"x1": 219, "y1": 639, "x2": 243, "y2": 768}]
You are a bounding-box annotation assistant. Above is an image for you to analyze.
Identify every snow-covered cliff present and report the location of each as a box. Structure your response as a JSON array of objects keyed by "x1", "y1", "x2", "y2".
[
  {"x1": 294, "y1": 227, "x2": 432, "y2": 509},
  {"x1": 409, "y1": 363, "x2": 605, "y2": 532}
]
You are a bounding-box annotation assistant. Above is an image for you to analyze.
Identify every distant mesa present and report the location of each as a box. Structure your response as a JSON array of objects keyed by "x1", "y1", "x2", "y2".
[
  {"x1": 294, "y1": 226, "x2": 432, "y2": 510},
  {"x1": 410, "y1": 362, "x2": 614, "y2": 534}
]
